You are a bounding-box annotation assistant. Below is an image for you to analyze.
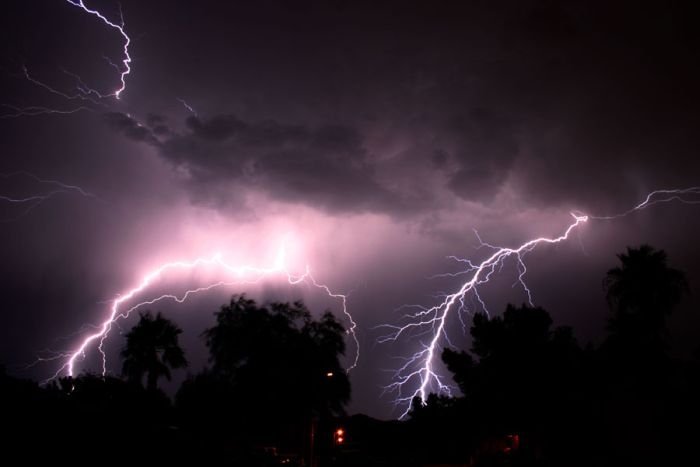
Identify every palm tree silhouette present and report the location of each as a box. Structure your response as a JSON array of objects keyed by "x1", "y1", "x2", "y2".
[
  {"x1": 122, "y1": 311, "x2": 187, "y2": 391},
  {"x1": 604, "y1": 245, "x2": 688, "y2": 347}
]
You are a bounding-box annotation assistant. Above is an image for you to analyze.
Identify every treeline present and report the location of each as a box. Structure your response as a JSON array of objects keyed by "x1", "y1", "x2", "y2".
[
  {"x1": 1, "y1": 297, "x2": 350, "y2": 466},
  {"x1": 397, "y1": 245, "x2": 700, "y2": 467},
  {"x1": 1, "y1": 245, "x2": 699, "y2": 466}
]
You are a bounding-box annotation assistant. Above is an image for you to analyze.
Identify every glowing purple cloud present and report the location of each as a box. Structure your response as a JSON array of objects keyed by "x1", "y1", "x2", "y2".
[{"x1": 47, "y1": 243, "x2": 359, "y2": 381}]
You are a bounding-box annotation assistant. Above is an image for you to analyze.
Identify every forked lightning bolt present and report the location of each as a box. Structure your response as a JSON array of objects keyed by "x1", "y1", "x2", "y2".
[
  {"x1": 382, "y1": 187, "x2": 700, "y2": 418},
  {"x1": 21, "y1": 66, "x2": 106, "y2": 106},
  {"x1": 590, "y1": 187, "x2": 700, "y2": 220},
  {"x1": 63, "y1": 0, "x2": 132, "y2": 99},
  {"x1": 1, "y1": 171, "x2": 97, "y2": 220},
  {"x1": 0, "y1": 103, "x2": 93, "y2": 119},
  {"x1": 1, "y1": 1, "x2": 132, "y2": 118},
  {"x1": 48, "y1": 247, "x2": 359, "y2": 381}
]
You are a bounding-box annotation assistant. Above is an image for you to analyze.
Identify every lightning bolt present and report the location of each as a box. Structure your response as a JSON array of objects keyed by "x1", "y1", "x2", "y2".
[
  {"x1": 1, "y1": 1, "x2": 132, "y2": 119},
  {"x1": 1, "y1": 171, "x2": 97, "y2": 219},
  {"x1": 177, "y1": 98, "x2": 198, "y2": 116},
  {"x1": 63, "y1": 0, "x2": 132, "y2": 100},
  {"x1": 0, "y1": 103, "x2": 93, "y2": 119},
  {"x1": 46, "y1": 246, "x2": 359, "y2": 381},
  {"x1": 590, "y1": 187, "x2": 700, "y2": 220},
  {"x1": 382, "y1": 187, "x2": 700, "y2": 418},
  {"x1": 20, "y1": 66, "x2": 106, "y2": 106}
]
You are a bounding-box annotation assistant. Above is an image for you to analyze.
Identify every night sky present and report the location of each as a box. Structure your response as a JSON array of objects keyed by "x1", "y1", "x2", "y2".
[{"x1": 1, "y1": 0, "x2": 700, "y2": 419}]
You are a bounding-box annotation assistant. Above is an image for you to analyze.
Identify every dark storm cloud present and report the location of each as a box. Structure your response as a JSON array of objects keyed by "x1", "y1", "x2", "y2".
[
  {"x1": 146, "y1": 113, "x2": 167, "y2": 127},
  {"x1": 103, "y1": 112, "x2": 160, "y2": 145},
  {"x1": 478, "y1": 0, "x2": 700, "y2": 210},
  {"x1": 158, "y1": 114, "x2": 403, "y2": 213},
  {"x1": 99, "y1": 1, "x2": 700, "y2": 217},
  {"x1": 146, "y1": 113, "x2": 171, "y2": 136},
  {"x1": 185, "y1": 114, "x2": 248, "y2": 141},
  {"x1": 100, "y1": 109, "x2": 410, "y2": 214},
  {"x1": 443, "y1": 108, "x2": 520, "y2": 201},
  {"x1": 151, "y1": 124, "x2": 171, "y2": 136},
  {"x1": 427, "y1": 0, "x2": 700, "y2": 211}
]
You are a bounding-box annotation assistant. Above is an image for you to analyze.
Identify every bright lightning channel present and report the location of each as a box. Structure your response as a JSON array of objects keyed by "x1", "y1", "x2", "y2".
[
  {"x1": 2, "y1": 1, "x2": 132, "y2": 117},
  {"x1": 382, "y1": 187, "x2": 700, "y2": 419},
  {"x1": 64, "y1": 1, "x2": 132, "y2": 99},
  {"x1": 48, "y1": 246, "x2": 359, "y2": 381}
]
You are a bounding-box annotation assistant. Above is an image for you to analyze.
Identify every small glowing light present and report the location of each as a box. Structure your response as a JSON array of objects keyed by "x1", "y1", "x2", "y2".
[
  {"x1": 334, "y1": 428, "x2": 345, "y2": 445},
  {"x1": 326, "y1": 372, "x2": 334, "y2": 377}
]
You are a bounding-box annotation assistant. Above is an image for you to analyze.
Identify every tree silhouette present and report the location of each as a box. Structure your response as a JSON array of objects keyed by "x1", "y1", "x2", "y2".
[
  {"x1": 440, "y1": 304, "x2": 584, "y2": 463},
  {"x1": 121, "y1": 311, "x2": 187, "y2": 391},
  {"x1": 178, "y1": 295, "x2": 350, "y2": 453},
  {"x1": 443, "y1": 305, "x2": 581, "y2": 401},
  {"x1": 604, "y1": 245, "x2": 688, "y2": 350},
  {"x1": 202, "y1": 295, "x2": 350, "y2": 416},
  {"x1": 598, "y1": 246, "x2": 690, "y2": 465}
]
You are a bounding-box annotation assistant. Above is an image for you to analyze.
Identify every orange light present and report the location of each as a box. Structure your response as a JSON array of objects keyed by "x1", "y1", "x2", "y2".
[{"x1": 334, "y1": 427, "x2": 346, "y2": 445}]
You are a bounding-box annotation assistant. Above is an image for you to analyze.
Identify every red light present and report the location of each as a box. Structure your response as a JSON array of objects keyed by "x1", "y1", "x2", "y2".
[
  {"x1": 503, "y1": 434, "x2": 520, "y2": 453},
  {"x1": 334, "y1": 428, "x2": 346, "y2": 445}
]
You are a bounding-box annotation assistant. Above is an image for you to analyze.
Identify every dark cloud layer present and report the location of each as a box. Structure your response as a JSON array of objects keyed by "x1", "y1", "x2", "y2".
[
  {"x1": 173, "y1": 116, "x2": 400, "y2": 212},
  {"x1": 94, "y1": 0, "x2": 700, "y2": 217},
  {"x1": 103, "y1": 112, "x2": 160, "y2": 145},
  {"x1": 106, "y1": 110, "x2": 406, "y2": 213}
]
